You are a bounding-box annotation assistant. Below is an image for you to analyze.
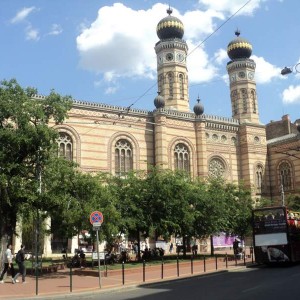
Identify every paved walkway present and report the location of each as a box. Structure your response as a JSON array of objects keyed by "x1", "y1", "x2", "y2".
[{"x1": 0, "y1": 256, "x2": 252, "y2": 299}]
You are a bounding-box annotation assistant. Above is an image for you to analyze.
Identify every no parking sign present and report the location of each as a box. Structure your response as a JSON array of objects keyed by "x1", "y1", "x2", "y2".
[{"x1": 90, "y1": 211, "x2": 104, "y2": 226}]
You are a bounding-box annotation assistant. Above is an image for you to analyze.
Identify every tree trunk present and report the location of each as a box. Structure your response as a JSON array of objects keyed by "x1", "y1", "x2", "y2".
[
  {"x1": 182, "y1": 235, "x2": 187, "y2": 258},
  {"x1": 210, "y1": 235, "x2": 214, "y2": 256},
  {"x1": 137, "y1": 230, "x2": 141, "y2": 261}
]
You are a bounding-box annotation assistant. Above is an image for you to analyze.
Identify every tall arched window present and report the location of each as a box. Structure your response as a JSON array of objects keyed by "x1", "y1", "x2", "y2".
[
  {"x1": 168, "y1": 72, "x2": 174, "y2": 98},
  {"x1": 251, "y1": 90, "x2": 256, "y2": 113},
  {"x1": 231, "y1": 90, "x2": 238, "y2": 115},
  {"x1": 279, "y1": 161, "x2": 292, "y2": 191},
  {"x1": 241, "y1": 88, "x2": 247, "y2": 113},
  {"x1": 57, "y1": 133, "x2": 73, "y2": 161},
  {"x1": 158, "y1": 75, "x2": 164, "y2": 96},
  {"x1": 255, "y1": 165, "x2": 263, "y2": 194},
  {"x1": 174, "y1": 143, "x2": 190, "y2": 172},
  {"x1": 208, "y1": 157, "x2": 226, "y2": 178},
  {"x1": 179, "y1": 73, "x2": 184, "y2": 98},
  {"x1": 115, "y1": 139, "x2": 133, "y2": 176}
]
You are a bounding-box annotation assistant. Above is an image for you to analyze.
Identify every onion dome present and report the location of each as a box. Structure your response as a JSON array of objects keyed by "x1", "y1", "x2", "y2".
[
  {"x1": 154, "y1": 91, "x2": 165, "y2": 109},
  {"x1": 156, "y1": 7, "x2": 184, "y2": 40},
  {"x1": 227, "y1": 30, "x2": 252, "y2": 60},
  {"x1": 193, "y1": 96, "x2": 204, "y2": 116}
]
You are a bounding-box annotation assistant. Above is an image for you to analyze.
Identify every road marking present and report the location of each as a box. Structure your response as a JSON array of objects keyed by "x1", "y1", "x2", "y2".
[{"x1": 242, "y1": 285, "x2": 262, "y2": 293}]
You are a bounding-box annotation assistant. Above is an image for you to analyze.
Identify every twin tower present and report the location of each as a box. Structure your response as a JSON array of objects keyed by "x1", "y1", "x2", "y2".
[{"x1": 154, "y1": 8, "x2": 259, "y2": 124}]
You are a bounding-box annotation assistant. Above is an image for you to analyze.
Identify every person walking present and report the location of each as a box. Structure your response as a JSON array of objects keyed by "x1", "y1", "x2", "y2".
[
  {"x1": 0, "y1": 244, "x2": 16, "y2": 284},
  {"x1": 13, "y1": 244, "x2": 26, "y2": 283}
]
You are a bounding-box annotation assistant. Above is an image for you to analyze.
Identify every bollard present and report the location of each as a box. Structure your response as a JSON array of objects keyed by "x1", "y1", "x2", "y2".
[
  {"x1": 191, "y1": 255, "x2": 194, "y2": 274},
  {"x1": 161, "y1": 257, "x2": 164, "y2": 279},
  {"x1": 70, "y1": 265, "x2": 73, "y2": 293},
  {"x1": 243, "y1": 251, "x2": 246, "y2": 266},
  {"x1": 215, "y1": 256, "x2": 218, "y2": 270},
  {"x1": 177, "y1": 256, "x2": 179, "y2": 277},
  {"x1": 143, "y1": 260, "x2": 146, "y2": 282},
  {"x1": 122, "y1": 261, "x2": 125, "y2": 285},
  {"x1": 225, "y1": 253, "x2": 228, "y2": 268},
  {"x1": 203, "y1": 255, "x2": 206, "y2": 272}
]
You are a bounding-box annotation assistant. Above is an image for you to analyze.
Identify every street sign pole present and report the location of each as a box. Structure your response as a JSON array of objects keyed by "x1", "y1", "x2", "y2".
[
  {"x1": 95, "y1": 226, "x2": 101, "y2": 289},
  {"x1": 90, "y1": 211, "x2": 104, "y2": 289}
]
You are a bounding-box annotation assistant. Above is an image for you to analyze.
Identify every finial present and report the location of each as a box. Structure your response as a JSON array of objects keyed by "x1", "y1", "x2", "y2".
[
  {"x1": 167, "y1": 4, "x2": 172, "y2": 15},
  {"x1": 197, "y1": 95, "x2": 200, "y2": 103},
  {"x1": 235, "y1": 29, "x2": 240, "y2": 37}
]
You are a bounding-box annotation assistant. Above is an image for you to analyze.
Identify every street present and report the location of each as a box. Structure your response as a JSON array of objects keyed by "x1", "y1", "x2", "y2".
[{"x1": 78, "y1": 264, "x2": 300, "y2": 300}]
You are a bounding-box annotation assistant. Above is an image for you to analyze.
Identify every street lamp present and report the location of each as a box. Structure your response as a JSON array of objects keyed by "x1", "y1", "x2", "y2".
[{"x1": 281, "y1": 63, "x2": 300, "y2": 75}]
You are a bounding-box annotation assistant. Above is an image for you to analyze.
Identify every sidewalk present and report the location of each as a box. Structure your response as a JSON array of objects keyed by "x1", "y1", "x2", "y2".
[{"x1": 0, "y1": 256, "x2": 251, "y2": 299}]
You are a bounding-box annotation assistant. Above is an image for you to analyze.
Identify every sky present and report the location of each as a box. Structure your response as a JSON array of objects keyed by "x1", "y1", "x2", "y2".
[{"x1": 1, "y1": 0, "x2": 300, "y2": 125}]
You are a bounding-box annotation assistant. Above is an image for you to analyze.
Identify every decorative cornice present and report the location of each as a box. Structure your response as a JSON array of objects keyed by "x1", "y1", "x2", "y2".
[{"x1": 227, "y1": 59, "x2": 256, "y2": 71}]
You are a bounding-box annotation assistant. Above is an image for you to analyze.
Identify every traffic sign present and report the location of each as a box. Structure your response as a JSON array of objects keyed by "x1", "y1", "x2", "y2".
[{"x1": 90, "y1": 211, "x2": 104, "y2": 225}]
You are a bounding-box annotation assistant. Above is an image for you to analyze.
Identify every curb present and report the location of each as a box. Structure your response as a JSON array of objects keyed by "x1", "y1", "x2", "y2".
[{"x1": 10, "y1": 266, "x2": 247, "y2": 300}]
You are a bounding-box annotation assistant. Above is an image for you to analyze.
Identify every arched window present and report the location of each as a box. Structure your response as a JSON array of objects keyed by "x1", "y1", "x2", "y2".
[
  {"x1": 158, "y1": 75, "x2": 164, "y2": 96},
  {"x1": 251, "y1": 90, "x2": 256, "y2": 113},
  {"x1": 241, "y1": 88, "x2": 247, "y2": 113},
  {"x1": 279, "y1": 161, "x2": 292, "y2": 191},
  {"x1": 231, "y1": 90, "x2": 238, "y2": 115},
  {"x1": 57, "y1": 132, "x2": 73, "y2": 161},
  {"x1": 255, "y1": 165, "x2": 263, "y2": 194},
  {"x1": 115, "y1": 139, "x2": 133, "y2": 176},
  {"x1": 208, "y1": 157, "x2": 226, "y2": 178},
  {"x1": 168, "y1": 72, "x2": 174, "y2": 98},
  {"x1": 179, "y1": 73, "x2": 184, "y2": 98},
  {"x1": 174, "y1": 143, "x2": 190, "y2": 172}
]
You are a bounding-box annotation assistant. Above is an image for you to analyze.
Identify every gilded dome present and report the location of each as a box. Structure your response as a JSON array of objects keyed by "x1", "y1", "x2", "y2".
[
  {"x1": 156, "y1": 8, "x2": 184, "y2": 40},
  {"x1": 227, "y1": 30, "x2": 252, "y2": 60}
]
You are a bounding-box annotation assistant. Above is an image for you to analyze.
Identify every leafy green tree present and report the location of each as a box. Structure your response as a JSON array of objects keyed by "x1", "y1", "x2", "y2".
[{"x1": 0, "y1": 79, "x2": 72, "y2": 260}]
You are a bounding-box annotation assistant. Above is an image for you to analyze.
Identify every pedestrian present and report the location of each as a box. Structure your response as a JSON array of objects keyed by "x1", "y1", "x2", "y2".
[
  {"x1": 233, "y1": 239, "x2": 239, "y2": 258},
  {"x1": 169, "y1": 242, "x2": 173, "y2": 254},
  {"x1": 79, "y1": 249, "x2": 86, "y2": 268},
  {"x1": 0, "y1": 244, "x2": 16, "y2": 284},
  {"x1": 13, "y1": 244, "x2": 26, "y2": 284}
]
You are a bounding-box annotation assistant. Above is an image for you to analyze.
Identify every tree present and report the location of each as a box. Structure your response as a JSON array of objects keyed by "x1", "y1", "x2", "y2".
[{"x1": 0, "y1": 79, "x2": 72, "y2": 261}]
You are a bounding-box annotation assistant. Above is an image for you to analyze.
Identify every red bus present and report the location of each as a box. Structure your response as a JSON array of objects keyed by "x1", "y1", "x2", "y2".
[{"x1": 252, "y1": 206, "x2": 300, "y2": 263}]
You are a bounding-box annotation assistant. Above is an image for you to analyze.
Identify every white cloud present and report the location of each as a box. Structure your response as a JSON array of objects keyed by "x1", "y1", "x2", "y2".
[
  {"x1": 282, "y1": 85, "x2": 300, "y2": 104},
  {"x1": 76, "y1": 3, "x2": 225, "y2": 85},
  {"x1": 48, "y1": 24, "x2": 63, "y2": 36},
  {"x1": 214, "y1": 48, "x2": 228, "y2": 65},
  {"x1": 187, "y1": 44, "x2": 218, "y2": 83},
  {"x1": 10, "y1": 7, "x2": 36, "y2": 24},
  {"x1": 252, "y1": 55, "x2": 282, "y2": 84},
  {"x1": 197, "y1": 0, "x2": 263, "y2": 16},
  {"x1": 25, "y1": 25, "x2": 39, "y2": 41},
  {"x1": 76, "y1": 2, "x2": 280, "y2": 90}
]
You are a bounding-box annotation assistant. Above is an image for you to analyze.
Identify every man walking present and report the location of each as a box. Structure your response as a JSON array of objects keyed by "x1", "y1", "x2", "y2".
[
  {"x1": 0, "y1": 244, "x2": 16, "y2": 284},
  {"x1": 13, "y1": 244, "x2": 26, "y2": 283}
]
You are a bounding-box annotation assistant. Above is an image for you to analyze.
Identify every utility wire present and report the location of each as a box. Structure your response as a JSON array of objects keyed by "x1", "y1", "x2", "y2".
[{"x1": 120, "y1": 0, "x2": 253, "y2": 112}]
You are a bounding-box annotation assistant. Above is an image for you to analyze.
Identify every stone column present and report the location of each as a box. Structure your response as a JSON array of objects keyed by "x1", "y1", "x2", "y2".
[
  {"x1": 154, "y1": 111, "x2": 168, "y2": 169},
  {"x1": 195, "y1": 117, "x2": 208, "y2": 177}
]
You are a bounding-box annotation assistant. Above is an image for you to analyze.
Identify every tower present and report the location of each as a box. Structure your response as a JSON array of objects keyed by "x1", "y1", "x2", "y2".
[
  {"x1": 227, "y1": 31, "x2": 259, "y2": 124},
  {"x1": 154, "y1": 7, "x2": 189, "y2": 112}
]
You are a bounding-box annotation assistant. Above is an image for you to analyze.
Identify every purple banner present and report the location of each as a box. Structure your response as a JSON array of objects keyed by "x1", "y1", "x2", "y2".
[{"x1": 213, "y1": 233, "x2": 237, "y2": 247}]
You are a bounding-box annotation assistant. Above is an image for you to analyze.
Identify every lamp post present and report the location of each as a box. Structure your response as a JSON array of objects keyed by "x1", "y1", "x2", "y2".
[
  {"x1": 281, "y1": 184, "x2": 285, "y2": 206},
  {"x1": 281, "y1": 63, "x2": 300, "y2": 75}
]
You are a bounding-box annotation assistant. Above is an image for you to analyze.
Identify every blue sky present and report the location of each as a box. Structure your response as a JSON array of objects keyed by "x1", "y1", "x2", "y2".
[{"x1": 1, "y1": 0, "x2": 300, "y2": 125}]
